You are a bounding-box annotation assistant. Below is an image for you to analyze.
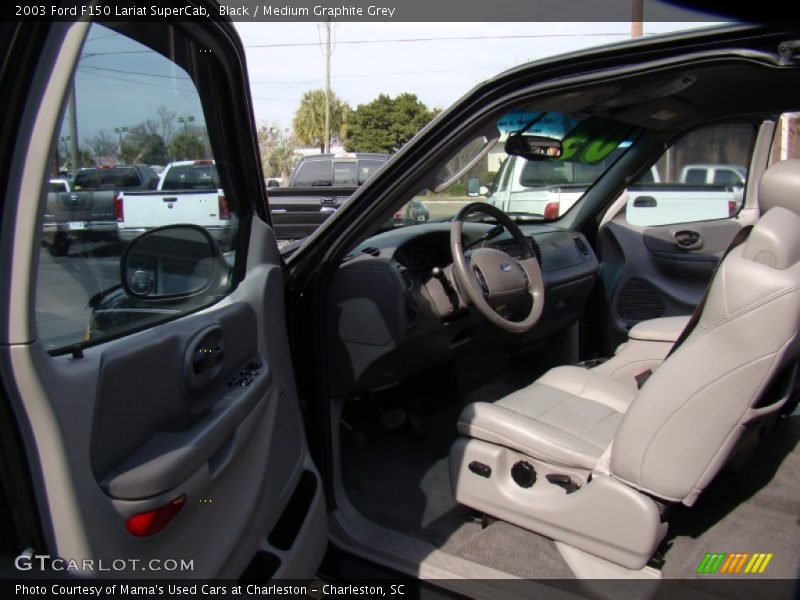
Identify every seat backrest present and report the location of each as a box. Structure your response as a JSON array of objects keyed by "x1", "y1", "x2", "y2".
[{"x1": 610, "y1": 159, "x2": 800, "y2": 506}]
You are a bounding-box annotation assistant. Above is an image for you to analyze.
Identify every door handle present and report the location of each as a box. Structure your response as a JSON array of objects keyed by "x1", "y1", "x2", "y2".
[
  {"x1": 674, "y1": 229, "x2": 703, "y2": 250},
  {"x1": 633, "y1": 195, "x2": 657, "y2": 208},
  {"x1": 162, "y1": 197, "x2": 178, "y2": 202},
  {"x1": 192, "y1": 346, "x2": 224, "y2": 374},
  {"x1": 270, "y1": 208, "x2": 287, "y2": 214}
]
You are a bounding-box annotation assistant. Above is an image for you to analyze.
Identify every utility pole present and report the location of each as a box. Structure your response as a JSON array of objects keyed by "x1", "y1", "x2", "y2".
[
  {"x1": 631, "y1": 0, "x2": 643, "y2": 38},
  {"x1": 114, "y1": 126, "x2": 128, "y2": 161},
  {"x1": 67, "y1": 85, "x2": 80, "y2": 174},
  {"x1": 323, "y1": 20, "x2": 332, "y2": 154}
]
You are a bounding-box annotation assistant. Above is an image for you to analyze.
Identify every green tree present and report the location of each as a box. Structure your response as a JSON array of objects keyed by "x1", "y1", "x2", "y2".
[
  {"x1": 119, "y1": 121, "x2": 169, "y2": 165},
  {"x1": 85, "y1": 130, "x2": 119, "y2": 160},
  {"x1": 168, "y1": 131, "x2": 206, "y2": 161},
  {"x1": 293, "y1": 89, "x2": 349, "y2": 152},
  {"x1": 264, "y1": 142, "x2": 299, "y2": 180},
  {"x1": 345, "y1": 93, "x2": 438, "y2": 154}
]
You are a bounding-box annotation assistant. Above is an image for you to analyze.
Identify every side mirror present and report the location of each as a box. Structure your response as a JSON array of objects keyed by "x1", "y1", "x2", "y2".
[
  {"x1": 120, "y1": 224, "x2": 229, "y2": 301},
  {"x1": 505, "y1": 134, "x2": 563, "y2": 161},
  {"x1": 467, "y1": 176, "x2": 481, "y2": 197},
  {"x1": 267, "y1": 179, "x2": 280, "y2": 188}
]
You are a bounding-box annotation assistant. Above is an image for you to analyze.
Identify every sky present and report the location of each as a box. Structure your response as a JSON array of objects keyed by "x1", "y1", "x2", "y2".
[
  {"x1": 63, "y1": 21, "x2": 723, "y2": 150},
  {"x1": 235, "y1": 21, "x2": 721, "y2": 132}
]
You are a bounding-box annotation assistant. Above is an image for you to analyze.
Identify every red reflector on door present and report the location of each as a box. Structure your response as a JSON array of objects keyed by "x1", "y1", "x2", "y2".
[{"x1": 126, "y1": 494, "x2": 187, "y2": 537}]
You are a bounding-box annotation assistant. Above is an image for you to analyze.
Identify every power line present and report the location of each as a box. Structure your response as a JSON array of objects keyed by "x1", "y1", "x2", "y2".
[
  {"x1": 81, "y1": 65, "x2": 192, "y2": 81},
  {"x1": 76, "y1": 68, "x2": 198, "y2": 94},
  {"x1": 245, "y1": 32, "x2": 631, "y2": 49},
  {"x1": 80, "y1": 50, "x2": 155, "y2": 58},
  {"x1": 84, "y1": 32, "x2": 120, "y2": 43},
  {"x1": 250, "y1": 64, "x2": 511, "y2": 92}
]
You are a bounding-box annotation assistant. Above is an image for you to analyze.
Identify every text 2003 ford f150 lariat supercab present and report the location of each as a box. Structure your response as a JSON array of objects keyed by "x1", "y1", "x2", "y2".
[{"x1": 1, "y1": 6, "x2": 798, "y2": 596}]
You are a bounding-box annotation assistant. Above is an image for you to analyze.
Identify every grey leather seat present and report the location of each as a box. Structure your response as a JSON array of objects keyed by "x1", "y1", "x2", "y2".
[
  {"x1": 450, "y1": 159, "x2": 800, "y2": 569},
  {"x1": 458, "y1": 366, "x2": 635, "y2": 470}
]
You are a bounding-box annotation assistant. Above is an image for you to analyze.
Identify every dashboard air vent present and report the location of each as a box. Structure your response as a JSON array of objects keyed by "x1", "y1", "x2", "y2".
[
  {"x1": 616, "y1": 278, "x2": 665, "y2": 321},
  {"x1": 361, "y1": 246, "x2": 380, "y2": 257},
  {"x1": 528, "y1": 237, "x2": 543, "y2": 265},
  {"x1": 398, "y1": 265, "x2": 412, "y2": 287},
  {"x1": 570, "y1": 233, "x2": 590, "y2": 256}
]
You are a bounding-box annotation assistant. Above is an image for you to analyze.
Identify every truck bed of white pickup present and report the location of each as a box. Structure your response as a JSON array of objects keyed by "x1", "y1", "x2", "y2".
[
  {"x1": 116, "y1": 160, "x2": 238, "y2": 245},
  {"x1": 117, "y1": 188, "x2": 237, "y2": 244}
]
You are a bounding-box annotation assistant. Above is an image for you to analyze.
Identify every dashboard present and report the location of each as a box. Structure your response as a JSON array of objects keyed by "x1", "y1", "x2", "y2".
[{"x1": 326, "y1": 222, "x2": 599, "y2": 396}]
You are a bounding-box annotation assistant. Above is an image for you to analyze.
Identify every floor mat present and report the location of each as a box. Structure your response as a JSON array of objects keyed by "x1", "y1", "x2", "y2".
[
  {"x1": 341, "y1": 386, "x2": 800, "y2": 582},
  {"x1": 340, "y1": 397, "x2": 574, "y2": 579},
  {"x1": 661, "y1": 414, "x2": 800, "y2": 580}
]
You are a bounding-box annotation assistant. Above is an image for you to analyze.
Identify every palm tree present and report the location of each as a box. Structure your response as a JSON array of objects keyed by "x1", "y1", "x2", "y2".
[
  {"x1": 293, "y1": 89, "x2": 349, "y2": 152},
  {"x1": 265, "y1": 142, "x2": 299, "y2": 182}
]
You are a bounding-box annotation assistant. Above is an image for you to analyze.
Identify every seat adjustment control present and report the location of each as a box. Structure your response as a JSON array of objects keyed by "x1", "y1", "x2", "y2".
[
  {"x1": 511, "y1": 461, "x2": 536, "y2": 488},
  {"x1": 546, "y1": 473, "x2": 579, "y2": 494},
  {"x1": 468, "y1": 461, "x2": 492, "y2": 478}
]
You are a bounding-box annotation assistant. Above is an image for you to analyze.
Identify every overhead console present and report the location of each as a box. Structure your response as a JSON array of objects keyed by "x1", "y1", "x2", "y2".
[{"x1": 326, "y1": 223, "x2": 598, "y2": 396}]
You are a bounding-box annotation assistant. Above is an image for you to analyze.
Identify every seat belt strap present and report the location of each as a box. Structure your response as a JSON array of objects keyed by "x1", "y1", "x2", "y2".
[
  {"x1": 594, "y1": 441, "x2": 614, "y2": 476},
  {"x1": 666, "y1": 225, "x2": 753, "y2": 358}
]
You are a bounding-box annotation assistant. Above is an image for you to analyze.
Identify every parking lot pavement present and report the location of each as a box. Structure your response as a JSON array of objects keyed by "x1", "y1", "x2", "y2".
[
  {"x1": 35, "y1": 239, "x2": 123, "y2": 349},
  {"x1": 425, "y1": 199, "x2": 472, "y2": 220}
]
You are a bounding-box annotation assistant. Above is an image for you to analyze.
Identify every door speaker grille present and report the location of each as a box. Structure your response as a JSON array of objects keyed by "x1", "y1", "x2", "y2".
[
  {"x1": 616, "y1": 278, "x2": 665, "y2": 321},
  {"x1": 268, "y1": 392, "x2": 304, "y2": 497}
]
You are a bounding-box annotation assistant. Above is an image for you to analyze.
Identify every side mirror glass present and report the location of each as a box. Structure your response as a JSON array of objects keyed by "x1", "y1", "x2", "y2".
[
  {"x1": 120, "y1": 225, "x2": 228, "y2": 300},
  {"x1": 467, "y1": 177, "x2": 481, "y2": 197},
  {"x1": 505, "y1": 134, "x2": 563, "y2": 161}
]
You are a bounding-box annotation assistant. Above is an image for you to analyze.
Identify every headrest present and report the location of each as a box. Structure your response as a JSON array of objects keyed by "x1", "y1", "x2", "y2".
[
  {"x1": 742, "y1": 207, "x2": 800, "y2": 269},
  {"x1": 759, "y1": 159, "x2": 800, "y2": 217}
]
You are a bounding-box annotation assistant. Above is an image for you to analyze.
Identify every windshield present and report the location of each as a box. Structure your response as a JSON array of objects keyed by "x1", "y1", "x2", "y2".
[
  {"x1": 386, "y1": 108, "x2": 639, "y2": 230},
  {"x1": 74, "y1": 167, "x2": 143, "y2": 190},
  {"x1": 162, "y1": 164, "x2": 220, "y2": 190},
  {"x1": 293, "y1": 157, "x2": 386, "y2": 187}
]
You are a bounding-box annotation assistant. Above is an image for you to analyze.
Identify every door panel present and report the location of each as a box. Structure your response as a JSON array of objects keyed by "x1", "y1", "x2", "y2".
[
  {"x1": 598, "y1": 216, "x2": 742, "y2": 352},
  {"x1": 5, "y1": 226, "x2": 326, "y2": 578},
  {"x1": 0, "y1": 16, "x2": 326, "y2": 580},
  {"x1": 597, "y1": 121, "x2": 761, "y2": 353}
]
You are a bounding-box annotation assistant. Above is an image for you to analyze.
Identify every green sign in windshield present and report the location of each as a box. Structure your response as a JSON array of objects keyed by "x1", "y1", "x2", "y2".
[
  {"x1": 560, "y1": 117, "x2": 638, "y2": 164},
  {"x1": 496, "y1": 111, "x2": 638, "y2": 165}
]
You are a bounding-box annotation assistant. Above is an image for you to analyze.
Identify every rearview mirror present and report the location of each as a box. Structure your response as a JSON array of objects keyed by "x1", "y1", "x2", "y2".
[
  {"x1": 120, "y1": 225, "x2": 229, "y2": 300},
  {"x1": 505, "y1": 134, "x2": 563, "y2": 161}
]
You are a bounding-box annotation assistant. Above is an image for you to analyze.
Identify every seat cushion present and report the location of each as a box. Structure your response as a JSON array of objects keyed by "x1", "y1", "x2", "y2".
[{"x1": 457, "y1": 366, "x2": 636, "y2": 470}]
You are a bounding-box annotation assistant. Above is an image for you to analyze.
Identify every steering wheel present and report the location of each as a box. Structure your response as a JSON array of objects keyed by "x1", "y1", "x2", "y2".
[{"x1": 450, "y1": 202, "x2": 545, "y2": 333}]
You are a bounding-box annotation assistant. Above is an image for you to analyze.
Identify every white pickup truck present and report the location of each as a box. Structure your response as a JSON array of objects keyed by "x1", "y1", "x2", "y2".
[
  {"x1": 116, "y1": 160, "x2": 237, "y2": 244},
  {"x1": 487, "y1": 154, "x2": 738, "y2": 224}
]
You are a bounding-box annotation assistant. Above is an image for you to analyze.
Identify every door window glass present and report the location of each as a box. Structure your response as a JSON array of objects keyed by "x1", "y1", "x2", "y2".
[
  {"x1": 292, "y1": 160, "x2": 331, "y2": 186},
  {"x1": 35, "y1": 24, "x2": 239, "y2": 353},
  {"x1": 333, "y1": 161, "x2": 357, "y2": 185},
  {"x1": 625, "y1": 123, "x2": 756, "y2": 227}
]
